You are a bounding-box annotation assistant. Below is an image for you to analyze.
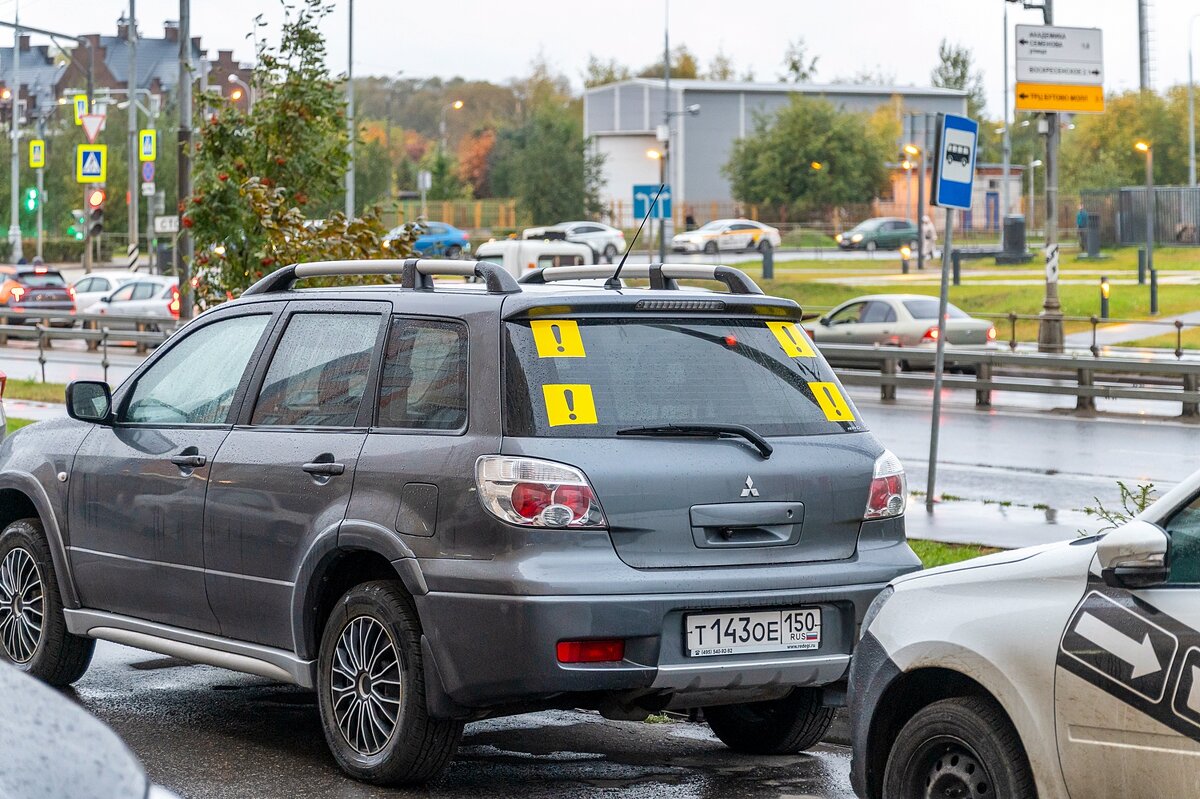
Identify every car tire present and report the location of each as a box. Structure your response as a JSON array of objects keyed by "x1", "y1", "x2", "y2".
[
  {"x1": 603, "y1": 244, "x2": 618, "y2": 263},
  {"x1": 865, "y1": 240, "x2": 877, "y2": 252},
  {"x1": 705, "y1": 688, "x2": 835, "y2": 754},
  {"x1": 445, "y1": 245, "x2": 462, "y2": 259},
  {"x1": 0, "y1": 518, "x2": 95, "y2": 686},
  {"x1": 882, "y1": 696, "x2": 1035, "y2": 799},
  {"x1": 316, "y1": 580, "x2": 462, "y2": 786},
  {"x1": 703, "y1": 241, "x2": 719, "y2": 255}
]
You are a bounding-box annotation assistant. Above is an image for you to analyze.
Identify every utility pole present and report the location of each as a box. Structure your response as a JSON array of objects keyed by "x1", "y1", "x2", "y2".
[
  {"x1": 1189, "y1": 14, "x2": 1198, "y2": 187},
  {"x1": 34, "y1": 113, "x2": 42, "y2": 258},
  {"x1": 1001, "y1": 1, "x2": 1011, "y2": 243},
  {"x1": 127, "y1": 1, "x2": 139, "y2": 269},
  {"x1": 344, "y1": 0, "x2": 355, "y2": 219},
  {"x1": 176, "y1": 0, "x2": 193, "y2": 319},
  {"x1": 1036, "y1": 0, "x2": 1063, "y2": 353},
  {"x1": 1138, "y1": 0, "x2": 1151, "y2": 91},
  {"x1": 8, "y1": 4, "x2": 21, "y2": 263},
  {"x1": 659, "y1": 0, "x2": 669, "y2": 263}
]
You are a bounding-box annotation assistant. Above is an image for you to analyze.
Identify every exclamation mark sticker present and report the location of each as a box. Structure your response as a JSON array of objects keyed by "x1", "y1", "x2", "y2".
[
  {"x1": 766, "y1": 321, "x2": 815, "y2": 357},
  {"x1": 543, "y1": 384, "x2": 598, "y2": 426},
  {"x1": 808, "y1": 381, "x2": 855, "y2": 422},
  {"x1": 532, "y1": 320, "x2": 586, "y2": 358}
]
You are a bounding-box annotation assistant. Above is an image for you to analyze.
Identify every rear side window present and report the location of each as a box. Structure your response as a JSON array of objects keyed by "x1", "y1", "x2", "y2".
[
  {"x1": 131, "y1": 282, "x2": 158, "y2": 300},
  {"x1": 861, "y1": 302, "x2": 897, "y2": 324},
  {"x1": 252, "y1": 313, "x2": 380, "y2": 427},
  {"x1": 505, "y1": 317, "x2": 864, "y2": 438},
  {"x1": 16, "y1": 270, "x2": 66, "y2": 288},
  {"x1": 377, "y1": 318, "x2": 468, "y2": 431}
]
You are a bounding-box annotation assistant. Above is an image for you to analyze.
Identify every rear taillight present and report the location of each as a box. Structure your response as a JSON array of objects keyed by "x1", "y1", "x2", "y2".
[
  {"x1": 68, "y1": 285, "x2": 77, "y2": 299},
  {"x1": 987, "y1": 326, "x2": 997, "y2": 341},
  {"x1": 557, "y1": 639, "x2": 625, "y2": 663},
  {"x1": 475, "y1": 456, "x2": 607, "y2": 528},
  {"x1": 0, "y1": 370, "x2": 6, "y2": 399},
  {"x1": 168, "y1": 288, "x2": 180, "y2": 318},
  {"x1": 921, "y1": 326, "x2": 939, "y2": 342},
  {"x1": 9, "y1": 286, "x2": 24, "y2": 302},
  {"x1": 865, "y1": 450, "x2": 906, "y2": 520}
]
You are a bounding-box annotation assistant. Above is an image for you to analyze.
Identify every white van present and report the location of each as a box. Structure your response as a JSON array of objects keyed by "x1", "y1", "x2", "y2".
[{"x1": 474, "y1": 239, "x2": 595, "y2": 280}]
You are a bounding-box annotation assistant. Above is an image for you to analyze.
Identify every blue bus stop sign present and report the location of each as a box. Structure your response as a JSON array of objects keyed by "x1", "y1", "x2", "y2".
[
  {"x1": 633, "y1": 184, "x2": 671, "y2": 220},
  {"x1": 931, "y1": 113, "x2": 978, "y2": 211}
]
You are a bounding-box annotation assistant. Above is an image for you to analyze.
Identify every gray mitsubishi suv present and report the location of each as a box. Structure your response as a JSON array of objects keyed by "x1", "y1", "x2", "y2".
[{"x1": 0, "y1": 258, "x2": 919, "y2": 786}]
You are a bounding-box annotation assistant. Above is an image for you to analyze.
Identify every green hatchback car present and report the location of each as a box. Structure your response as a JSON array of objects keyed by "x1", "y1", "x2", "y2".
[{"x1": 835, "y1": 217, "x2": 918, "y2": 252}]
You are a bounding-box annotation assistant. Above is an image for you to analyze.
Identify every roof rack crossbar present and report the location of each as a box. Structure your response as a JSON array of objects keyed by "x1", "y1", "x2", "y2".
[
  {"x1": 518, "y1": 262, "x2": 762, "y2": 295},
  {"x1": 241, "y1": 258, "x2": 521, "y2": 296}
]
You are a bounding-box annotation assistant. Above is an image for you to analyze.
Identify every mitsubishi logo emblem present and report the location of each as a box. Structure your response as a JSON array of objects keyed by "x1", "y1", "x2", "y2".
[{"x1": 740, "y1": 476, "x2": 759, "y2": 497}]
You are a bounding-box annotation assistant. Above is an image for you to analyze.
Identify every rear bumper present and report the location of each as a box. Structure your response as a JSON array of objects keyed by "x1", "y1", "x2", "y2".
[{"x1": 413, "y1": 538, "x2": 919, "y2": 714}]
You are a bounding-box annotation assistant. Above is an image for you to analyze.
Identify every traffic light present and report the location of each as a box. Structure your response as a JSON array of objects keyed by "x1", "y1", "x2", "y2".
[
  {"x1": 22, "y1": 187, "x2": 37, "y2": 212},
  {"x1": 86, "y1": 186, "x2": 106, "y2": 237},
  {"x1": 68, "y1": 208, "x2": 84, "y2": 240}
]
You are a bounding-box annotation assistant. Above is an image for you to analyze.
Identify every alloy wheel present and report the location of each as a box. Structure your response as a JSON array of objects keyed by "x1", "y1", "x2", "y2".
[
  {"x1": 0, "y1": 547, "x2": 44, "y2": 664},
  {"x1": 330, "y1": 615, "x2": 403, "y2": 756}
]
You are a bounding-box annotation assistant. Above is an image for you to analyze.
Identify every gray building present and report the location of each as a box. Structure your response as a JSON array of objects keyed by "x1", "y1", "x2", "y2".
[{"x1": 584, "y1": 78, "x2": 968, "y2": 224}]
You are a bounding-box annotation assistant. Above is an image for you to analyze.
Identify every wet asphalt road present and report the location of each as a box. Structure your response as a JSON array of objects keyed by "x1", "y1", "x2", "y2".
[{"x1": 74, "y1": 642, "x2": 855, "y2": 799}]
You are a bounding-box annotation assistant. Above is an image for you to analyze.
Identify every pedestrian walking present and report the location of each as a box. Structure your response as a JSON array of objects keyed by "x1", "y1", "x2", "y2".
[
  {"x1": 1075, "y1": 205, "x2": 1088, "y2": 250},
  {"x1": 921, "y1": 215, "x2": 937, "y2": 262}
]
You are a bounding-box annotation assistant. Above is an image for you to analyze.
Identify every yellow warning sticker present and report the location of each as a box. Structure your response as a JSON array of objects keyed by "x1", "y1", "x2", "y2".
[
  {"x1": 543, "y1": 384, "x2": 598, "y2": 426},
  {"x1": 766, "y1": 321, "x2": 816, "y2": 358},
  {"x1": 531, "y1": 320, "x2": 586, "y2": 358},
  {"x1": 808, "y1": 381, "x2": 856, "y2": 422}
]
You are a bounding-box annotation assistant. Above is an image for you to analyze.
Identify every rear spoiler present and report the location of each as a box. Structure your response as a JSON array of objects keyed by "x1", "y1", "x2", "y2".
[{"x1": 518, "y1": 263, "x2": 763, "y2": 295}]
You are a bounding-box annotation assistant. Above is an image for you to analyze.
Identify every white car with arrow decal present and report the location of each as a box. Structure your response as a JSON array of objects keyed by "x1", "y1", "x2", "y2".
[{"x1": 848, "y1": 470, "x2": 1200, "y2": 799}]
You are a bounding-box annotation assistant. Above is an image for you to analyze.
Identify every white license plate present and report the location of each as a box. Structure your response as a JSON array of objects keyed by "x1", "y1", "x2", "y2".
[{"x1": 685, "y1": 607, "x2": 822, "y2": 658}]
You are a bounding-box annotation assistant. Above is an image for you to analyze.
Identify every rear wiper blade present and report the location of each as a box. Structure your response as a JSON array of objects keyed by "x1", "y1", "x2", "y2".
[{"x1": 616, "y1": 423, "x2": 773, "y2": 459}]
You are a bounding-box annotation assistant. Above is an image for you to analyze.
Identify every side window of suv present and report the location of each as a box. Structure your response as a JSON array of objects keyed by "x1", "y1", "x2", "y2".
[
  {"x1": 377, "y1": 318, "x2": 468, "y2": 431},
  {"x1": 1166, "y1": 493, "x2": 1200, "y2": 584},
  {"x1": 124, "y1": 314, "x2": 271, "y2": 425},
  {"x1": 252, "y1": 312, "x2": 380, "y2": 427}
]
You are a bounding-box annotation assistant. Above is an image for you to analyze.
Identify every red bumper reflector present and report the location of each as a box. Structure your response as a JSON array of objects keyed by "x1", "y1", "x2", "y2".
[{"x1": 556, "y1": 639, "x2": 625, "y2": 663}]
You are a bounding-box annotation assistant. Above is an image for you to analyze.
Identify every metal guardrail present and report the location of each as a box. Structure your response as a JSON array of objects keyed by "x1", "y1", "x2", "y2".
[
  {"x1": 819, "y1": 344, "x2": 1200, "y2": 418},
  {"x1": 0, "y1": 310, "x2": 177, "y2": 384}
]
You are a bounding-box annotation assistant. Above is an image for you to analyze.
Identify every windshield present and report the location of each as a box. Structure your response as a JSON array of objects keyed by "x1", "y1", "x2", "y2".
[
  {"x1": 16, "y1": 270, "x2": 66, "y2": 288},
  {"x1": 850, "y1": 220, "x2": 882, "y2": 233},
  {"x1": 504, "y1": 317, "x2": 864, "y2": 438},
  {"x1": 696, "y1": 221, "x2": 725, "y2": 232},
  {"x1": 903, "y1": 299, "x2": 970, "y2": 320}
]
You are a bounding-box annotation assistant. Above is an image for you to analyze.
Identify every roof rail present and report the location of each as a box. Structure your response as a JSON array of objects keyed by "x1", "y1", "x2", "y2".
[
  {"x1": 241, "y1": 258, "x2": 521, "y2": 296},
  {"x1": 518, "y1": 263, "x2": 763, "y2": 295}
]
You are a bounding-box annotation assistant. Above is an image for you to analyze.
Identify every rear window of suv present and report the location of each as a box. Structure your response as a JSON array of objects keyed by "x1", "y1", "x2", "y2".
[
  {"x1": 15, "y1": 270, "x2": 66, "y2": 288},
  {"x1": 504, "y1": 316, "x2": 864, "y2": 438}
]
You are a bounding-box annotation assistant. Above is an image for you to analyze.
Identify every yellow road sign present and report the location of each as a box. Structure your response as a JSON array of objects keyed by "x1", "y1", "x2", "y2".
[
  {"x1": 73, "y1": 94, "x2": 88, "y2": 125},
  {"x1": 1015, "y1": 82, "x2": 1105, "y2": 114},
  {"x1": 28, "y1": 139, "x2": 44, "y2": 169},
  {"x1": 76, "y1": 144, "x2": 108, "y2": 183},
  {"x1": 139, "y1": 129, "x2": 157, "y2": 162}
]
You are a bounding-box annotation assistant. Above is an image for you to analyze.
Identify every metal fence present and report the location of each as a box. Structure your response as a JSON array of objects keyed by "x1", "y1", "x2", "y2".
[
  {"x1": 1082, "y1": 186, "x2": 1200, "y2": 247},
  {"x1": 0, "y1": 310, "x2": 175, "y2": 384}
]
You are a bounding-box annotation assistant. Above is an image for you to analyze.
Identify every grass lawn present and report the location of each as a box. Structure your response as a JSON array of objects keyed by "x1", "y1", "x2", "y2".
[
  {"x1": 909, "y1": 539, "x2": 1000, "y2": 569},
  {"x1": 4, "y1": 378, "x2": 66, "y2": 404},
  {"x1": 5, "y1": 417, "x2": 34, "y2": 435},
  {"x1": 1125, "y1": 327, "x2": 1200, "y2": 351}
]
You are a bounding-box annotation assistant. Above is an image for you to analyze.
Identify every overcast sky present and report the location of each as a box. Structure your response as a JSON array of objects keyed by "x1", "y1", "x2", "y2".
[{"x1": 8, "y1": 0, "x2": 1197, "y2": 119}]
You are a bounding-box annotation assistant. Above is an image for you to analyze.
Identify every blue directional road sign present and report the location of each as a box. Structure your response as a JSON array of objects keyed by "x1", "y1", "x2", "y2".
[
  {"x1": 633, "y1": 184, "x2": 671, "y2": 220},
  {"x1": 931, "y1": 113, "x2": 979, "y2": 210}
]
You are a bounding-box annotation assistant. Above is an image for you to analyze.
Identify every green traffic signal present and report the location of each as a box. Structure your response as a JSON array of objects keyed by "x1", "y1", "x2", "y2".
[{"x1": 22, "y1": 187, "x2": 37, "y2": 212}]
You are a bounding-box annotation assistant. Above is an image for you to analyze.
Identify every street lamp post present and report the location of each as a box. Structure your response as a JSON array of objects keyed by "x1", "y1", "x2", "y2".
[
  {"x1": 1027, "y1": 159, "x2": 1042, "y2": 234},
  {"x1": 904, "y1": 144, "x2": 924, "y2": 272},
  {"x1": 647, "y1": 148, "x2": 664, "y2": 253},
  {"x1": 439, "y1": 99, "x2": 463, "y2": 155},
  {"x1": 1189, "y1": 14, "x2": 1199, "y2": 186},
  {"x1": 8, "y1": 13, "x2": 20, "y2": 263},
  {"x1": 227, "y1": 74, "x2": 253, "y2": 110},
  {"x1": 1136, "y1": 140, "x2": 1157, "y2": 314}
]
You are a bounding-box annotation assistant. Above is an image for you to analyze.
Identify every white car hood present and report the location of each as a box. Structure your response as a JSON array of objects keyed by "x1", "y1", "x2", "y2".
[{"x1": 894, "y1": 537, "x2": 1098, "y2": 585}]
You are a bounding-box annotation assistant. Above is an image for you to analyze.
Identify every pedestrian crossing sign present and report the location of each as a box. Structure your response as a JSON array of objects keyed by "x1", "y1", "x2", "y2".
[
  {"x1": 29, "y1": 139, "x2": 44, "y2": 169},
  {"x1": 76, "y1": 144, "x2": 107, "y2": 183},
  {"x1": 139, "y1": 129, "x2": 156, "y2": 162},
  {"x1": 73, "y1": 94, "x2": 88, "y2": 125}
]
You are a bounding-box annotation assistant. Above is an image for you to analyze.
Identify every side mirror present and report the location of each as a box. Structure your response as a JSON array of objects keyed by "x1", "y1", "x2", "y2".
[
  {"x1": 65, "y1": 381, "x2": 113, "y2": 425},
  {"x1": 98, "y1": 295, "x2": 110, "y2": 303},
  {"x1": 819, "y1": 317, "x2": 831, "y2": 327},
  {"x1": 1098, "y1": 519, "x2": 1170, "y2": 589}
]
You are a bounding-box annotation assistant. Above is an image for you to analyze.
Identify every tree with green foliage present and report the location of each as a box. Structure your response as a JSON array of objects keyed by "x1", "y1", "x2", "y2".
[
  {"x1": 780, "y1": 38, "x2": 819, "y2": 82},
  {"x1": 931, "y1": 40, "x2": 986, "y2": 119},
  {"x1": 636, "y1": 46, "x2": 700, "y2": 80},
  {"x1": 421, "y1": 149, "x2": 469, "y2": 201},
  {"x1": 583, "y1": 56, "x2": 631, "y2": 88},
  {"x1": 489, "y1": 106, "x2": 604, "y2": 224},
  {"x1": 723, "y1": 95, "x2": 890, "y2": 219},
  {"x1": 187, "y1": 0, "x2": 409, "y2": 302}
]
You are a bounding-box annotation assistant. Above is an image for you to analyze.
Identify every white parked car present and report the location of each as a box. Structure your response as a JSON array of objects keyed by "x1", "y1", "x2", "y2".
[
  {"x1": 92, "y1": 277, "x2": 179, "y2": 328},
  {"x1": 522, "y1": 221, "x2": 626, "y2": 263},
  {"x1": 72, "y1": 271, "x2": 141, "y2": 313},
  {"x1": 475, "y1": 239, "x2": 595, "y2": 280},
  {"x1": 850, "y1": 472, "x2": 1200, "y2": 799},
  {"x1": 671, "y1": 219, "x2": 782, "y2": 254}
]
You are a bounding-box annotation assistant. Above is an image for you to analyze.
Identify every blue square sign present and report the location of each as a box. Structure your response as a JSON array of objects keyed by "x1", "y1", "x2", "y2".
[
  {"x1": 633, "y1": 184, "x2": 671, "y2": 220},
  {"x1": 931, "y1": 113, "x2": 978, "y2": 211}
]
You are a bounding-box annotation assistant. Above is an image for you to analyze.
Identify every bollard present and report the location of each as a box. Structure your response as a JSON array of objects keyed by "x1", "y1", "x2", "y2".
[
  {"x1": 951, "y1": 250, "x2": 962, "y2": 286},
  {"x1": 975, "y1": 362, "x2": 992, "y2": 407},
  {"x1": 900, "y1": 246, "x2": 912, "y2": 275},
  {"x1": 1099, "y1": 276, "x2": 1110, "y2": 319},
  {"x1": 881, "y1": 357, "x2": 897, "y2": 402},
  {"x1": 761, "y1": 244, "x2": 774, "y2": 281},
  {"x1": 1138, "y1": 248, "x2": 1146, "y2": 285},
  {"x1": 1150, "y1": 269, "x2": 1159, "y2": 315}
]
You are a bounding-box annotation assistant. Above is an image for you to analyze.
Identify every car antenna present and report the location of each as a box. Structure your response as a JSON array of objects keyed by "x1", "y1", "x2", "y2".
[{"x1": 606, "y1": 183, "x2": 664, "y2": 290}]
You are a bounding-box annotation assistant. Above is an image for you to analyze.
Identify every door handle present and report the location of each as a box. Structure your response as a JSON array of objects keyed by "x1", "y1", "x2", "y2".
[
  {"x1": 170, "y1": 454, "x2": 206, "y2": 468},
  {"x1": 302, "y1": 461, "x2": 345, "y2": 477}
]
